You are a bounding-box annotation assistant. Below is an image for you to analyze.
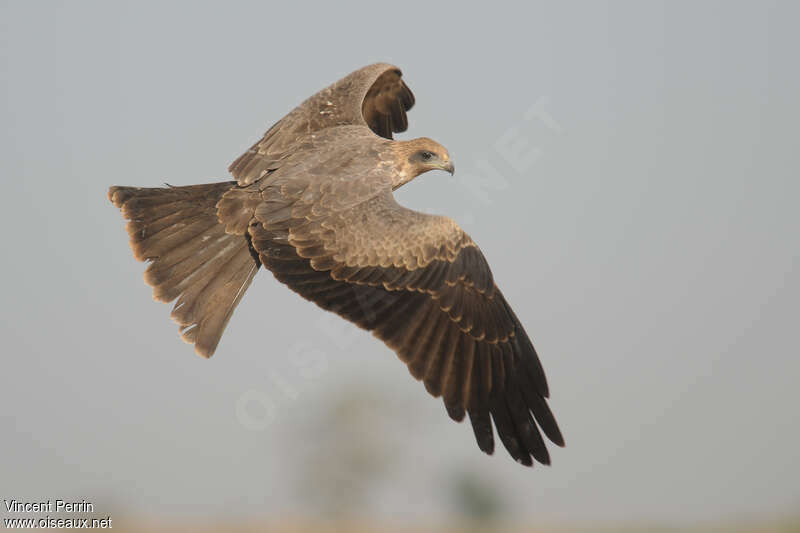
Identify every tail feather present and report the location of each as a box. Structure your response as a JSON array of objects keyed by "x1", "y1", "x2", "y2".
[{"x1": 109, "y1": 182, "x2": 259, "y2": 357}]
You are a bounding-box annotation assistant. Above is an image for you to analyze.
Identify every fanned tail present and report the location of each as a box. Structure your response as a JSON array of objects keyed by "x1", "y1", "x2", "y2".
[{"x1": 108, "y1": 182, "x2": 259, "y2": 357}]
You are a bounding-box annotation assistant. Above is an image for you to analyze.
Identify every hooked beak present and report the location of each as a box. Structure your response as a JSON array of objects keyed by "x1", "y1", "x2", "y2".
[{"x1": 441, "y1": 160, "x2": 455, "y2": 175}]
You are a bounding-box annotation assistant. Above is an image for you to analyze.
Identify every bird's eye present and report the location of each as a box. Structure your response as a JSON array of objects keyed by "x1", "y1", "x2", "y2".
[{"x1": 411, "y1": 150, "x2": 437, "y2": 164}]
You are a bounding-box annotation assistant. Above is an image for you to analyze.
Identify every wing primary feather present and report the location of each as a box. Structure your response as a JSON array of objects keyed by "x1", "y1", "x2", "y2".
[
  {"x1": 444, "y1": 400, "x2": 465, "y2": 422},
  {"x1": 467, "y1": 406, "x2": 494, "y2": 455},
  {"x1": 521, "y1": 382, "x2": 565, "y2": 447},
  {"x1": 501, "y1": 343, "x2": 550, "y2": 464},
  {"x1": 488, "y1": 345, "x2": 532, "y2": 466}
]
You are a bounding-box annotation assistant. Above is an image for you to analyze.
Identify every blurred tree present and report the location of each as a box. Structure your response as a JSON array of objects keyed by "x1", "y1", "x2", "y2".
[
  {"x1": 292, "y1": 385, "x2": 397, "y2": 519},
  {"x1": 447, "y1": 471, "x2": 505, "y2": 528}
]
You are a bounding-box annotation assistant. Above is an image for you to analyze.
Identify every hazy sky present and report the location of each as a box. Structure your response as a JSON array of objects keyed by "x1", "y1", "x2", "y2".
[{"x1": 1, "y1": 0, "x2": 798, "y2": 526}]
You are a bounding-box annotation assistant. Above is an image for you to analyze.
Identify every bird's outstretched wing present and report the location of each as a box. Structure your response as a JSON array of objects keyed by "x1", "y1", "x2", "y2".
[
  {"x1": 222, "y1": 168, "x2": 564, "y2": 465},
  {"x1": 229, "y1": 63, "x2": 414, "y2": 186}
]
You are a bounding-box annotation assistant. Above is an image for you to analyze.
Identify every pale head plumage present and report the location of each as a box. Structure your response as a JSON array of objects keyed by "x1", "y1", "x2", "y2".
[{"x1": 391, "y1": 137, "x2": 454, "y2": 189}]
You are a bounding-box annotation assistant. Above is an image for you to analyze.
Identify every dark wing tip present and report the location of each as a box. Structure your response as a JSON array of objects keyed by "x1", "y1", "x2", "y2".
[
  {"x1": 467, "y1": 407, "x2": 495, "y2": 455},
  {"x1": 445, "y1": 400, "x2": 466, "y2": 422},
  {"x1": 400, "y1": 80, "x2": 415, "y2": 111},
  {"x1": 361, "y1": 66, "x2": 417, "y2": 139},
  {"x1": 550, "y1": 426, "x2": 566, "y2": 448}
]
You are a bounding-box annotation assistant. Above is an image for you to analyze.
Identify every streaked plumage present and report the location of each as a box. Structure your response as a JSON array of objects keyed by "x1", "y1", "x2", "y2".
[{"x1": 109, "y1": 63, "x2": 563, "y2": 466}]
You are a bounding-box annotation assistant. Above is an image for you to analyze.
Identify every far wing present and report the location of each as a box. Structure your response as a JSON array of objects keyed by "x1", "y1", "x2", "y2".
[{"x1": 229, "y1": 63, "x2": 414, "y2": 186}]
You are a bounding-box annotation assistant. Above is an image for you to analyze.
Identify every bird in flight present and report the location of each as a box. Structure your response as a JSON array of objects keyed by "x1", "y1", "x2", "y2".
[{"x1": 109, "y1": 63, "x2": 564, "y2": 466}]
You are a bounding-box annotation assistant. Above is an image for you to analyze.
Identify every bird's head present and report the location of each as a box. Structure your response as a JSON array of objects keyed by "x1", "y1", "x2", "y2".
[{"x1": 394, "y1": 138, "x2": 454, "y2": 186}]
